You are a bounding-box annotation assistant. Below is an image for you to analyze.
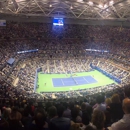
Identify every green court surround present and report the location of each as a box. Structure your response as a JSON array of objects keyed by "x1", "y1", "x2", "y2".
[{"x1": 36, "y1": 70, "x2": 115, "y2": 93}]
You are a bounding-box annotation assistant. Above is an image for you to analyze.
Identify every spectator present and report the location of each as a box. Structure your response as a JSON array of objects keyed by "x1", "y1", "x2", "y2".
[
  {"x1": 2, "y1": 107, "x2": 11, "y2": 121},
  {"x1": 63, "y1": 102, "x2": 71, "y2": 119},
  {"x1": 85, "y1": 125, "x2": 97, "y2": 130},
  {"x1": 48, "y1": 106, "x2": 57, "y2": 120},
  {"x1": 0, "y1": 118, "x2": 9, "y2": 130},
  {"x1": 21, "y1": 106, "x2": 32, "y2": 130},
  {"x1": 109, "y1": 94, "x2": 123, "y2": 122},
  {"x1": 105, "y1": 98, "x2": 111, "y2": 109},
  {"x1": 91, "y1": 110, "x2": 106, "y2": 130},
  {"x1": 110, "y1": 98, "x2": 130, "y2": 130},
  {"x1": 104, "y1": 98, "x2": 112, "y2": 126},
  {"x1": 8, "y1": 106, "x2": 23, "y2": 129},
  {"x1": 71, "y1": 106, "x2": 82, "y2": 123},
  {"x1": 29, "y1": 108, "x2": 48, "y2": 130},
  {"x1": 93, "y1": 95, "x2": 106, "y2": 112},
  {"x1": 49, "y1": 105, "x2": 70, "y2": 130},
  {"x1": 124, "y1": 86, "x2": 130, "y2": 98},
  {"x1": 70, "y1": 123, "x2": 81, "y2": 130},
  {"x1": 81, "y1": 103, "x2": 90, "y2": 126}
]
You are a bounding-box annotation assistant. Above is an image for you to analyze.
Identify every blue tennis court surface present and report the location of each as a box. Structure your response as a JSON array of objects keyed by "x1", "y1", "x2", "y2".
[{"x1": 52, "y1": 76, "x2": 97, "y2": 87}]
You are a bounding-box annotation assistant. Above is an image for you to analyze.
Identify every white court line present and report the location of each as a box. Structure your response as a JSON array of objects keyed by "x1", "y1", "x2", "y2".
[
  {"x1": 63, "y1": 78, "x2": 78, "y2": 84},
  {"x1": 90, "y1": 76, "x2": 98, "y2": 82},
  {"x1": 72, "y1": 77, "x2": 78, "y2": 85},
  {"x1": 83, "y1": 77, "x2": 89, "y2": 83},
  {"x1": 52, "y1": 79, "x2": 55, "y2": 87},
  {"x1": 61, "y1": 79, "x2": 65, "y2": 86},
  {"x1": 73, "y1": 79, "x2": 84, "y2": 82}
]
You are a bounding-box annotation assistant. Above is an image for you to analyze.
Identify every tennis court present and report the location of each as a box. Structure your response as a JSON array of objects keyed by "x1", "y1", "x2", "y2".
[
  {"x1": 52, "y1": 76, "x2": 97, "y2": 87},
  {"x1": 36, "y1": 70, "x2": 116, "y2": 93}
]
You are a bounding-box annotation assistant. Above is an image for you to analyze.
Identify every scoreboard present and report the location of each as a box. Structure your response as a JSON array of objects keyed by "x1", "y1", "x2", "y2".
[
  {"x1": 53, "y1": 18, "x2": 64, "y2": 26},
  {"x1": 0, "y1": 20, "x2": 6, "y2": 26}
]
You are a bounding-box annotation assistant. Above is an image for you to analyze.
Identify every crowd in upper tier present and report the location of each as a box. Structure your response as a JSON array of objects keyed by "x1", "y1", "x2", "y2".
[
  {"x1": 0, "y1": 22, "x2": 130, "y2": 41},
  {"x1": 0, "y1": 39, "x2": 130, "y2": 69}
]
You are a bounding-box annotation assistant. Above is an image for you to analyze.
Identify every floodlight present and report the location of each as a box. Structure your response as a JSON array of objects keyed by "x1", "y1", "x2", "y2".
[
  {"x1": 88, "y1": 1, "x2": 93, "y2": 6},
  {"x1": 99, "y1": 4, "x2": 103, "y2": 8},
  {"x1": 109, "y1": 0, "x2": 114, "y2": 6}
]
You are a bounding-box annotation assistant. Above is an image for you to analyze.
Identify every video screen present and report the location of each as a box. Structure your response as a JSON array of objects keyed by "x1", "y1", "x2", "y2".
[
  {"x1": 53, "y1": 18, "x2": 64, "y2": 26},
  {"x1": 0, "y1": 20, "x2": 6, "y2": 26}
]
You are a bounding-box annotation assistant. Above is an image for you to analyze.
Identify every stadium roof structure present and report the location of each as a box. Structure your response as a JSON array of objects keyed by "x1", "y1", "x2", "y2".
[{"x1": 0, "y1": 0, "x2": 130, "y2": 20}]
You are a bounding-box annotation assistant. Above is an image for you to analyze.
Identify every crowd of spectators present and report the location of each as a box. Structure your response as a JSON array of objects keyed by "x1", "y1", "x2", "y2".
[
  {"x1": 1, "y1": 56, "x2": 129, "y2": 98},
  {"x1": 0, "y1": 22, "x2": 130, "y2": 129},
  {"x1": 0, "y1": 22, "x2": 129, "y2": 97},
  {"x1": 0, "y1": 22, "x2": 130, "y2": 41},
  {"x1": 0, "y1": 80, "x2": 130, "y2": 130}
]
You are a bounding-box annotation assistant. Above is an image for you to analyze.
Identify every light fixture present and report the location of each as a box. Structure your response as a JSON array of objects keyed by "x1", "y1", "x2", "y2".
[
  {"x1": 109, "y1": 0, "x2": 114, "y2": 6},
  {"x1": 70, "y1": 5, "x2": 73, "y2": 9},
  {"x1": 49, "y1": 4, "x2": 52, "y2": 7},
  {"x1": 77, "y1": 0, "x2": 83, "y2": 2},
  {"x1": 104, "y1": 4, "x2": 108, "y2": 8},
  {"x1": 88, "y1": 1, "x2": 93, "y2": 6},
  {"x1": 99, "y1": 4, "x2": 103, "y2": 8}
]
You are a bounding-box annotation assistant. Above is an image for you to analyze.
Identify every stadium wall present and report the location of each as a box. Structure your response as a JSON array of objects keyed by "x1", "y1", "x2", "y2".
[
  {"x1": 34, "y1": 68, "x2": 42, "y2": 92},
  {"x1": 34, "y1": 69, "x2": 38, "y2": 92},
  {"x1": 90, "y1": 63, "x2": 121, "y2": 84}
]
